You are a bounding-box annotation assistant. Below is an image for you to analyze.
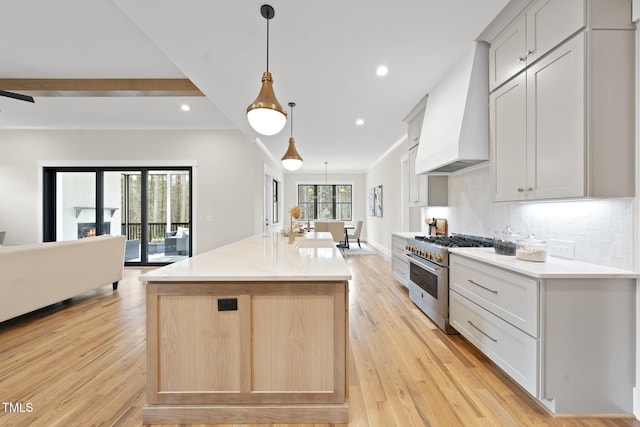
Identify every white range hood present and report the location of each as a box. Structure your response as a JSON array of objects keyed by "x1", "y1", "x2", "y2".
[{"x1": 415, "y1": 42, "x2": 489, "y2": 174}]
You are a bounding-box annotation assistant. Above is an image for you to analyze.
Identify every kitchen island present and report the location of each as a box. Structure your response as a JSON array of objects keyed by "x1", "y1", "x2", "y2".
[{"x1": 139, "y1": 232, "x2": 351, "y2": 425}]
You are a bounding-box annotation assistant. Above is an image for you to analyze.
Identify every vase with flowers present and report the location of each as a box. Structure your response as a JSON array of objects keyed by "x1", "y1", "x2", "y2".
[{"x1": 287, "y1": 206, "x2": 302, "y2": 244}]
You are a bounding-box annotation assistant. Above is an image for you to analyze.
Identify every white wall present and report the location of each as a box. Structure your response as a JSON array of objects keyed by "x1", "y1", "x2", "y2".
[
  {"x1": 0, "y1": 129, "x2": 281, "y2": 253},
  {"x1": 364, "y1": 142, "x2": 406, "y2": 256}
]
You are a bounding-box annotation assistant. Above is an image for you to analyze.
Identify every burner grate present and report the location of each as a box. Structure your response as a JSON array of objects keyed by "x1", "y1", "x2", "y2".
[{"x1": 413, "y1": 234, "x2": 494, "y2": 248}]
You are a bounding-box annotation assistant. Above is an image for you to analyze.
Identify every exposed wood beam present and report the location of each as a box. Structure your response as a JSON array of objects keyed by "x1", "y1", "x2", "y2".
[{"x1": 0, "y1": 78, "x2": 204, "y2": 97}]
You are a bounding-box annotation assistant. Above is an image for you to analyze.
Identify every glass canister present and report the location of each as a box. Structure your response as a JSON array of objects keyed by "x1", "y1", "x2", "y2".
[
  {"x1": 493, "y1": 226, "x2": 520, "y2": 256},
  {"x1": 516, "y1": 235, "x2": 547, "y2": 262}
]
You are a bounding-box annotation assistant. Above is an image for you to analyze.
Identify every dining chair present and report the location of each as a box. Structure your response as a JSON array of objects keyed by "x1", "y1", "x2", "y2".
[
  {"x1": 327, "y1": 221, "x2": 346, "y2": 248},
  {"x1": 315, "y1": 221, "x2": 329, "y2": 232},
  {"x1": 347, "y1": 220, "x2": 363, "y2": 248}
]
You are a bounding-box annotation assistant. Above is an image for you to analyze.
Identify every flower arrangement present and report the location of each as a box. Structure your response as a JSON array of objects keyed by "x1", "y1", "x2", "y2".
[
  {"x1": 289, "y1": 206, "x2": 301, "y2": 219},
  {"x1": 287, "y1": 206, "x2": 303, "y2": 243}
]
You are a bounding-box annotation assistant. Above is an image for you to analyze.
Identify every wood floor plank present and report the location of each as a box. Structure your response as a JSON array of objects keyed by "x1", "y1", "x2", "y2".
[{"x1": 0, "y1": 254, "x2": 637, "y2": 426}]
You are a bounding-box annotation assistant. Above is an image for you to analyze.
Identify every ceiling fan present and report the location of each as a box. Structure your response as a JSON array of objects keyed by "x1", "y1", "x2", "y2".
[{"x1": 0, "y1": 90, "x2": 34, "y2": 103}]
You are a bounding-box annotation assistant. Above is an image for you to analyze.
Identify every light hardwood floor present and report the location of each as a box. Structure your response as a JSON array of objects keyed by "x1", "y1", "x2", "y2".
[{"x1": 0, "y1": 252, "x2": 638, "y2": 427}]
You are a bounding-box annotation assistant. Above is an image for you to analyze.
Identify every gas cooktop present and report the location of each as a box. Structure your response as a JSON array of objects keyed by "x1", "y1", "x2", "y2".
[{"x1": 413, "y1": 233, "x2": 494, "y2": 248}]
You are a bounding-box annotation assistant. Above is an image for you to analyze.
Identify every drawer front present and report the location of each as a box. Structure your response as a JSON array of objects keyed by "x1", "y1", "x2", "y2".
[
  {"x1": 450, "y1": 255, "x2": 538, "y2": 337},
  {"x1": 392, "y1": 236, "x2": 407, "y2": 257},
  {"x1": 450, "y1": 291, "x2": 538, "y2": 397},
  {"x1": 391, "y1": 254, "x2": 408, "y2": 286}
]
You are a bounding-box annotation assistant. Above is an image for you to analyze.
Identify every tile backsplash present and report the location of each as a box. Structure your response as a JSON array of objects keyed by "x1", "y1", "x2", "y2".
[{"x1": 423, "y1": 165, "x2": 635, "y2": 270}]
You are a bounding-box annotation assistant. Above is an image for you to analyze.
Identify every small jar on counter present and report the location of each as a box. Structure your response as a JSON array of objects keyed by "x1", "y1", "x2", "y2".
[
  {"x1": 494, "y1": 226, "x2": 520, "y2": 256},
  {"x1": 516, "y1": 235, "x2": 547, "y2": 262}
]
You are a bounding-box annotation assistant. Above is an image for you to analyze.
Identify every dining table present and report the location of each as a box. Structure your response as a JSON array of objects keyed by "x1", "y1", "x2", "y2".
[{"x1": 302, "y1": 223, "x2": 354, "y2": 249}]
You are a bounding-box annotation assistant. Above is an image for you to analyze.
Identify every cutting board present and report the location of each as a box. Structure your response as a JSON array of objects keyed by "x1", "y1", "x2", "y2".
[{"x1": 434, "y1": 218, "x2": 448, "y2": 236}]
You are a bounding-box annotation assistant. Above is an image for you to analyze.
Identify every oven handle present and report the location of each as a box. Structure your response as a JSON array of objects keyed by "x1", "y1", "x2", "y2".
[{"x1": 404, "y1": 252, "x2": 444, "y2": 274}]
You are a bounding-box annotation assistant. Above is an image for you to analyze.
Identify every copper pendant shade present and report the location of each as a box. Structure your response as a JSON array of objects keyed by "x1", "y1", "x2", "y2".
[{"x1": 246, "y1": 5, "x2": 287, "y2": 136}]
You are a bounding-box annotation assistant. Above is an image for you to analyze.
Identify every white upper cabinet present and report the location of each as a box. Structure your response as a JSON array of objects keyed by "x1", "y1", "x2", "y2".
[
  {"x1": 407, "y1": 113, "x2": 423, "y2": 147},
  {"x1": 489, "y1": 0, "x2": 635, "y2": 202},
  {"x1": 490, "y1": 73, "x2": 528, "y2": 202},
  {"x1": 408, "y1": 141, "x2": 448, "y2": 207},
  {"x1": 489, "y1": 0, "x2": 633, "y2": 92},
  {"x1": 491, "y1": 36, "x2": 585, "y2": 201},
  {"x1": 404, "y1": 99, "x2": 448, "y2": 207}
]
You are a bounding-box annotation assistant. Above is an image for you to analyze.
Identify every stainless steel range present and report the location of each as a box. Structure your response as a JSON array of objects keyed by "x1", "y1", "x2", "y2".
[{"x1": 404, "y1": 234, "x2": 493, "y2": 334}]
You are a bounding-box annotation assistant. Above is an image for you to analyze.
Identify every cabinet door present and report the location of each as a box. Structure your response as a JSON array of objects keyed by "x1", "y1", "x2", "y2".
[
  {"x1": 525, "y1": 0, "x2": 585, "y2": 66},
  {"x1": 489, "y1": 15, "x2": 526, "y2": 91},
  {"x1": 489, "y1": 0, "x2": 585, "y2": 92},
  {"x1": 526, "y1": 34, "x2": 585, "y2": 199},
  {"x1": 408, "y1": 113, "x2": 423, "y2": 146},
  {"x1": 490, "y1": 72, "x2": 527, "y2": 202},
  {"x1": 408, "y1": 147, "x2": 427, "y2": 206}
]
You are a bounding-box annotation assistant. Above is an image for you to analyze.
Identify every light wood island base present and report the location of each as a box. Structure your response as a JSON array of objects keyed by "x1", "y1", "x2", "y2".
[
  {"x1": 143, "y1": 279, "x2": 349, "y2": 425},
  {"x1": 142, "y1": 403, "x2": 349, "y2": 424}
]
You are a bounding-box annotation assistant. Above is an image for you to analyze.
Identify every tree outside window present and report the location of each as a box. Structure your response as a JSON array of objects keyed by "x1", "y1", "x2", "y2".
[{"x1": 297, "y1": 184, "x2": 352, "y2": 221}]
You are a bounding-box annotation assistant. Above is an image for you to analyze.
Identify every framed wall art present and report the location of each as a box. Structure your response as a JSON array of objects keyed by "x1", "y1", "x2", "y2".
[
  {"x1": 374, "y1": 185, "x2": 382, "y2": 217},
  {"x1": 368, "y1": 188, "x2": 375, "y2": 216}
]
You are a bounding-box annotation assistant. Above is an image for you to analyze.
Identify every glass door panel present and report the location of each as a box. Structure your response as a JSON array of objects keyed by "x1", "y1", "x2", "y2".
[
  {"x1": 56, "y1": 172, "x2": 96, "y2": 241},
  {"x1": 44, "y1": 167, "x2": 191, "y2": 265},
  {"x1": 155, "y1": 170, "x2": 190, "y2": 262},
  {"x1": 105, "y1": 171, "x2": 141, "y2": 262}
]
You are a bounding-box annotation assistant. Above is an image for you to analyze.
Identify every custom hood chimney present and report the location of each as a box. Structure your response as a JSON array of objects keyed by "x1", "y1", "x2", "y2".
[{"x1": 415, "y1": 42, "x2": 489, "y2": 174}]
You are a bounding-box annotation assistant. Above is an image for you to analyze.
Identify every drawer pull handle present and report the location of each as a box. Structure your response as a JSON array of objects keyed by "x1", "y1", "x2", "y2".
[
  {"x1": 468, "y1": 279, "x2": 498, "y2": 294},
  {"x1": 468, "y1": 321, "x2": 498, "y2": 342}
]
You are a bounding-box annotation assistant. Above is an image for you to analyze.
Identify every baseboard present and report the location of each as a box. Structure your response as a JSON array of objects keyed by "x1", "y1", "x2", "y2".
[
  {"x1": 143, "y1": 403, "x2": 349, "y2": 424},
  {"x1": 366, "y1": 239, "x2": 391, "y2": 259}
]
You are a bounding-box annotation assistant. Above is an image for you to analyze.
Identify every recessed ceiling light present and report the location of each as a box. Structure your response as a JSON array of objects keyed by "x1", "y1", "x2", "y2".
[
  {"x1": 181, "y1": 104, "x2": 191, "y2": 112},
  {"x1": 355, "y1": 118, "x2": 364, "y2": 126},
  {"x1": 376, "y1": 65, "x2": 388, "y2": 76}
]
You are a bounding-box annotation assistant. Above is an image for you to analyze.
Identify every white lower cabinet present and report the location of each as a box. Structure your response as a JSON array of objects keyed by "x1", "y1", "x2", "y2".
[
  {"x1": 391, "y1": 235, "x2": 409, "y2": 287},
  {"x1": 450, "y1": 255, "x2": 538, "y2": 337},
  {"x1": 450, "y1": 254, "x2": 540, "y2": 397},
  {"x1": 449, "y1": 253, "x2": 636, "y2": 415},
  {"x1": 450, "y1": 292, "x2": 538, "y2": 396}
]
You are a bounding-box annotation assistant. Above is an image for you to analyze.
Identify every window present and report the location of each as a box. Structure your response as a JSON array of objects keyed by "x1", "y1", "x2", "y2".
[
  {"x1": 297, "y1": 184, "x2": 352, "y2": 221},
  {"x1": 272, "y1": 178, "x2": 280, "y2": 224}
]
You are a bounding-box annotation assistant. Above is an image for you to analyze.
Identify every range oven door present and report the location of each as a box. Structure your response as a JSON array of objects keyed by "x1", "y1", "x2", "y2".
[{"x1": 405, "y1": 253, "x2": 452, "y2": 332}]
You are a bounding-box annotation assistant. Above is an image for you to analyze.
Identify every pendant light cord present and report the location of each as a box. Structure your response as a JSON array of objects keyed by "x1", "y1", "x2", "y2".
[
  {"x1": 290, "y1": 104, "x2": 293, "y2": 137},
  {"x1": 266, "y1": 16, "x2": 270, "y2": 72}
]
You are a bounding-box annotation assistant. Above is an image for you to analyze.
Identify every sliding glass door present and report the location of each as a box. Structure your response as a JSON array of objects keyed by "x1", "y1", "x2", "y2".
[{"x1": 43, "y1": 167, "x2": 192, "y2": 266}]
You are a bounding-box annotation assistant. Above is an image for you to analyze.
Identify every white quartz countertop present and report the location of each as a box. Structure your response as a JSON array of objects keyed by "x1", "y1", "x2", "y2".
[
  {"x1": 139, "y1": 232, "x2": 352, "y2": 282},
  {"x1": 449, "y1": 247, "x2": 638, "y2": 279},
  {"x1": 392, "y1": 231, "x2": 418, "y2": 239}
]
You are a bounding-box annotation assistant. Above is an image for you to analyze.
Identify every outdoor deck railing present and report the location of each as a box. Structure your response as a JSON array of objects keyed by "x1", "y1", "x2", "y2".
[{"x1": 121, "y1": 222, "x2": 189, "y2": 240}]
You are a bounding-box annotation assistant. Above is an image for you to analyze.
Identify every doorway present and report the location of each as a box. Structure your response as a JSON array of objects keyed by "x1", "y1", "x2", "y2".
[{"x1": 43, "y1": 166, "x2": 192, "y2": 266}]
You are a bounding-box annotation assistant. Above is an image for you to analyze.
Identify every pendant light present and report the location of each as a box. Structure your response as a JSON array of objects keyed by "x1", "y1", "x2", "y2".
[
  {"x1": 281, "y1": 102, "x2": 303, "y2": 171},
  {"x1": 246, "y1": 4, "x2": 287, "y2": 136}
]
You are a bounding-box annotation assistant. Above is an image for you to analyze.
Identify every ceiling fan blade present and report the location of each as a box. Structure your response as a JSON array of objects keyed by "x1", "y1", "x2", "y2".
[{"x1": 0, "y1": 90, "x2": 35, "y2": 103}]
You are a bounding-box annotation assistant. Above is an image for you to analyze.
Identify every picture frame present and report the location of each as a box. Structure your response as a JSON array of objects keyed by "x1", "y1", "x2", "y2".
[
  {"x1": 374, "y1": 185, "x2": 382, "y2": 217},
  {"x1": 368, "y1": 188, "x2": 375, "y2": 216}
]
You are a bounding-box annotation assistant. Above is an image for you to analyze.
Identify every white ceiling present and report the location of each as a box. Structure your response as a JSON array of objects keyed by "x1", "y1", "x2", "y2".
[{"x1": 0, "y1": 0, "x2": 509, "y2": 172}]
